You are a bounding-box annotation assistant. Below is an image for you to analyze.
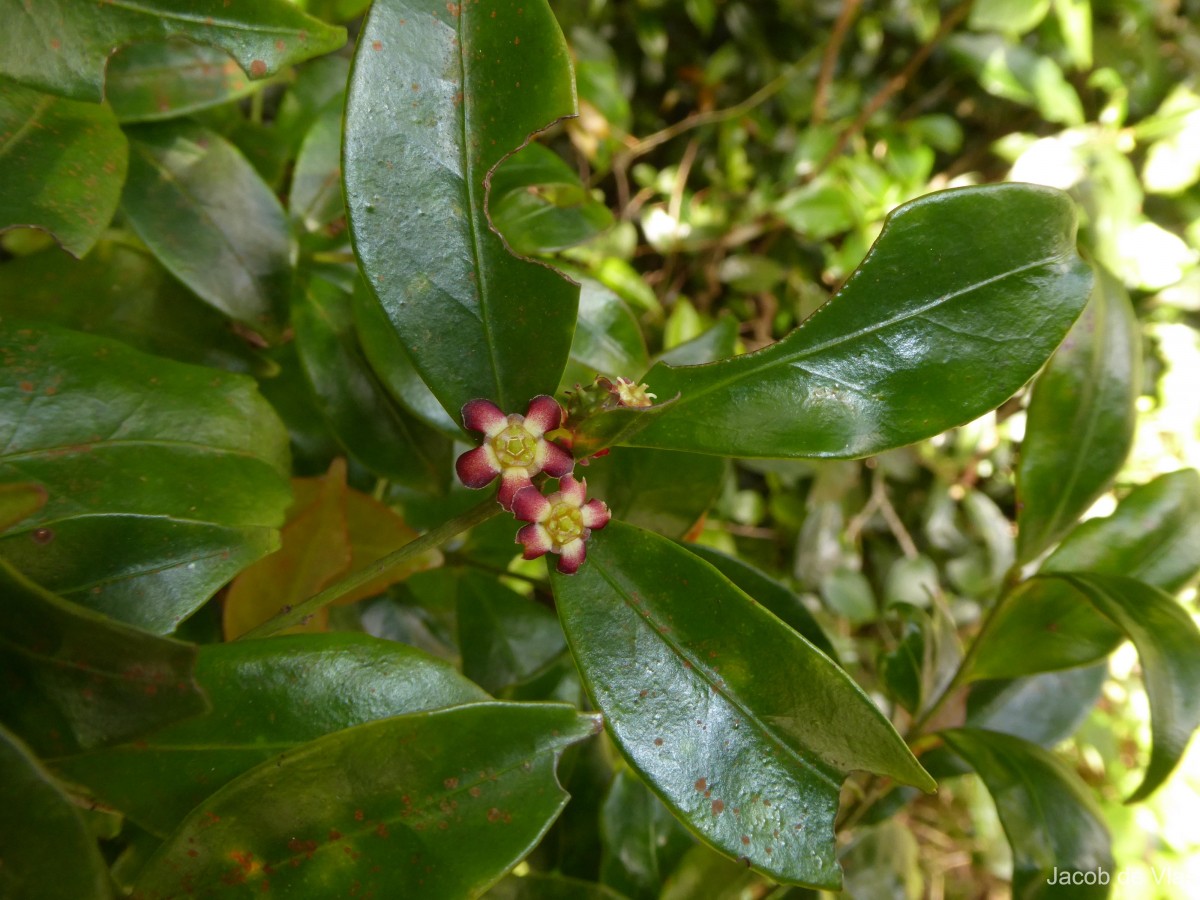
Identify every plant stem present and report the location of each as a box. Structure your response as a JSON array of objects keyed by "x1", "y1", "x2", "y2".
[{"x1": 237, "y1": 497, "x2": 503, "y2": 641}]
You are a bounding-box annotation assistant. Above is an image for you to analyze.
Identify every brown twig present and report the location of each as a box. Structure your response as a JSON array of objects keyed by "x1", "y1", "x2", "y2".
[{"x1": 813, "y1": 0, "x2": 864, "y2": 125}]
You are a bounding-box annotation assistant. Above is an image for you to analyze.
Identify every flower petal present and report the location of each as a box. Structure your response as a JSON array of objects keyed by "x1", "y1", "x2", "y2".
[
  {"x1": 498, "y1": 469, "x2": 534, "y2": 510},
  {"x1": 556, "y1": 474, "x2": 587, "y2": 507},
  {"x1": 462, "y1": 398, "x2": 507, "y2": 436},
  {"x1": 455, "y1": 446, "x2": 501, "y2": 489},
  {"x1": 517, "y1": 523, "x2": 553, "y2": 559},
  {"x1": 539, "y1": 440, "x2": 574, "y2": 478},
  {"x1": 523, "y1": 395, "x2": 563, "y2": 437},
  {"x1": 580, "y1": 499, "x2": 611, "y2": 530},
  {"x1": 556, "y1": 538, "x2": 588, "y2": 574},
  {"x1": 511, "y1": 485, "x2": 552, "y2": 523}
]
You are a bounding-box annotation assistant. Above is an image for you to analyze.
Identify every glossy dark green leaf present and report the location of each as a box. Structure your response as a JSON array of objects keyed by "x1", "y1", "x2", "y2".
[
  {"x1": 1046, "y1": 573, "x2": 1200, "y2": 801},
  {"x1": 600, "y1": 769, "x2": 694, "y2": 900},
  {"x1": 0, "y1": 242, "x2": 268, "y2": 375},
  {"x1": 583, "y1": 447, "x2": 726, "y2": 541},
  {"x1": 131, "y1": 703, "x2": 599, "y2": 899},
  {"x1": 0, "y1": 82, "x2": 127, "y2": 258},
  {"x1": 971, "y1": 469, "x2": 1200, "y2": 677},
  {"x1": 53, "y1": 634, "x2": 487, "y2": 836},
  {"x1": 967, "y1": 664, "x2": 1108, "y2": 747},
  {"x1": 0, "y1": 561, "x2": 207, "y2": 756},
  {"x1": 1017, "y1": 270, "x2": 1139, "y2": 562},
  {"x1": 0, "y1": 0, "x2": 345, "y2": 103},
  {"x1": 560, "y1": 279, "x2": 650, "y2": 391},
  {"x1": 653, "y1": 315, "x2": 739, "y2": 368},
  {"x1": 489, "y1": 142, "x2": 614, "y2": 255},
  {"x1": 0, "y1": 482, "x2": 47, "y2": 535},
  {"x1": 105, "y1": 40, "x2": 260, "y2": 123},
  {"x1": 487, "y1": 874, "x2": 631, "y2": 900},
  {"x1": 292, "y1": 271, "x2": 451, "y2": 488},
  {"x1": 344, "y1": 0, "x2": 580, "y2": 420},
  {"x1": 352, "y1": 276, "x2": 461, "y2": 436},
  {"x1": 0, "y1": 724, "x2": 112, "y2": 900},
  {"x1": 682, "y1": 543, "x2": 836, "y2": 659},
  {"x1": 457, "y1": 572, "x2": 566, "y2": 694},
  {"x1": 289, "y1": 97, "x2": 345, "y2": 232},
  {"x1": 552, "y1": 521, "x2": 934, "y2": 889},
  {"x1": 122, "y1": 122, "x2": 292, "y2": 342},
  {"x1": 571, "y1": 397, "x2": 681, "y2": 459},
  {"x1": 940, "y1": 728, "x2": 1112, "y2": 897},
  {"x1": 0, "y1": 323, "x2": 290, "y2": 633},
  {"x1": 627, "y1": 185, "x2": 1092, "y2": 459}
]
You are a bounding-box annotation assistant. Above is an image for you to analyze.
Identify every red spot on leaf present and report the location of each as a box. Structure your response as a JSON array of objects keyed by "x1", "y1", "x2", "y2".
[
  {"x1": 249, "y1": 59, "x2": 267, "y2": 77},
  {"x1": 694, "y1": 778, "x2": 707, "y2": 792},
  {"x1": 712, "y1": 799, "x2": 725, "y2": 814}
]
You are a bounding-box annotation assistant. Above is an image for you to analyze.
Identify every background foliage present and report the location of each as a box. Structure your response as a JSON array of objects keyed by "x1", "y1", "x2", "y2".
[{"x1": 2, "y1": 0, "x2": 1200, "y2": 897}]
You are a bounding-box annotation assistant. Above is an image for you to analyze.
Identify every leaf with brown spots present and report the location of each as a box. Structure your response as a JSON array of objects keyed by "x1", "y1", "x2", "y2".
[
  {"x1": 131, "y1": 703, "x2": 598, "y2": 899},
  {"x1": 0, "y1": 0, "x2": 345, "y2": 103}
]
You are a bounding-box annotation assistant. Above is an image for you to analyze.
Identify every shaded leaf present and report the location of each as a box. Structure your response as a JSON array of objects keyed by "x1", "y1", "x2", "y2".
[
  {"x1": 0, "y1": 724, "x2": 112, "y2": 900},
  {"x1": 653, "y1": 315, "x2": 739, "y2": 369},
  {"x1": 971, "y1": 469, "x2": 1200, "y2": 677},
  {"x1": 289, "y1": 96, "x2": 345, "y2": 232},
  {"x1": 106, "y1": 40, "x2": 260, "y2": 123},
  {"x1": 967, "y1": 664, "x2": 1108, "y2": 748},
  {"x1": 0, "y1": 482, "x2": 47, "y2": 535},
  {"x1": 0, "y1": 242, "x2": 268, "y2": 374},
  {"x1": 561, "y1": 278, "x2": 650, "y2": 391},
  {"x1": 1017, "y1": 270, "x2": 1140, "y2": 562},
  {"x1": 0, "y1": 82, "x2": 127, "y2": 258},
  {"x1": 628, "y1": 185, "x2": 1092, "y2": 459},
  {"x1": 292, "y1": 272, "x2": 451, "y2": 486},
  {"x1": 490, "y1": 142, "x2": 614, "y2": 255},
  {"x1": 552, "y1": 521, "x2": 933, "y2": 889},
  {"x1": 123, "y1": 122, "x2": 292, "y2": 342},
  {"x1": 1045, "y1": 573, "x2": 1200, "y2": 801},
  {"x1": 0, "y1": 560, "x2": 207, "y2": 756},
  {"x1": 131, "y1": 703, "x2": 599, "y2": 899},
  {"x1": 600, "y1": 769, "x2": 694, "y2": 900},
  {"x1": 0, "y1": 0, "x2": 345, "y2": 103},
  {"x1": 457, "y1": 572, "x2": 566, "y2": 694},
  {"x1": 941, "y1": 728, "x2": 1112, "y2": 898},
  {"x1": 584, "y1": 447, "x2": 727, "y2": 541},
  {"x1": 486, "y1": 873, "x2": 631, "y2": 900},
  {"x1": 53, "y1": 633, "x2": 487, "y2": 836},
  {"x1": 344, "y1": 0, "x2": 580, "y2": 420},
  {"x1": 0, "y1": 323, "x2": 290, "y2": 633}
]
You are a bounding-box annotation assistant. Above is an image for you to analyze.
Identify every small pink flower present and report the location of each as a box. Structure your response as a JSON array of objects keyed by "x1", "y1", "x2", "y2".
[
  {"x1": 512, "y1": 475, "x2": 611, "y2": 575},
  {"x1": 455, "y1": 396, "x2": 574, "y2": 509}
]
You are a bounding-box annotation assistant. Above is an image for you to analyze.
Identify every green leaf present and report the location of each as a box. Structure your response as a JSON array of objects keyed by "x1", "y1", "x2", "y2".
[
  {"x1": 0, "y1": 322, "x2": 291, "y2": 633},
  {"x1": 561, "y1": 278, "x2": 650, "y2": 391},
  {"x1": 0, "y1": 482, "x2": 47, "y2": 535},
  {"x1": 131, "y1": 703, "x2": 598, "y2": 899},
  {"x1": 600, "y1": 769, "x2": 694, "y2": 900},
  {"x1": 584, "y1": 447, "x2": 727, "y2": 541},
  {"x1": 52, "y1": 633, "x2": 487, "y2": 836},
  {"x1": 0, "y1": 82, "x2": 127, "y2": 258},
  {"x1": 971, "y1": 469, "x2": 1200, "y2": 677},
  {"x1": 571, "y1": 398, "x2": 682, "y2": 458},
  {"x1": 0, "y1": 0, "x2": 345, "y2": 103},
  {"x1": 968, "y1": 0, "x2": 1051, "y2": 35},
  {"x1": 552, "y1": 521, "x2": 934, "y2": 889},
  {"x1": 940, "y1": 729, "x2": 1112, "y2": 898},
  {"x1": 292, "y1": 272, "x2": 451, "y2": 488},
  {"x1": 0, "y1": 724, "x2": 113, "y2": 900},
  {"x1": 0, "y1": 560, "x2": 207, "y2": 756},
  {"x1": 967, "y1": 664, "x2": 1108, "y2": 747},
  {"x1": 949, "y1": 34, "x2": 1084, "y2": 125},
  {"x1": 489, "y1": 142, "x2": 614, "y2": 255},
  {"x1": 457, "y1": 572, "x2": 567, "y2": 694},
  {"x1": 653, "y1": 315, "x2": 739, "y2": 368},
  {"x1": 344, "y1": 0, "x2": 580, "y2": 420},
  {"x1": 1017, "y1": 270, "x2": 1140, "y2": 562},
  {"x1": 289, "y1": 96, "x2": 345, "y2": 232},
  {"x1": 0, "y1": 242, "x2": 269, "y2": 374},
  {"x1": 628, "y1": 185, "x2": 1092, "y2": 459},
  {"x1": 105, "y1": 40, "x2": 261, "y2": 123},
  {"x1": 1044, "y1": 573, "x2": 1200, "y2": 801},
  {"x1": 352, "y1": 276, "x2": 462, "y2": 436},
  {"x1": 682, "y1": 543, "x2": 837, "y2": 660},
  {"x1": 122, "y1": 122, "x2": 292, "y2": 342}
]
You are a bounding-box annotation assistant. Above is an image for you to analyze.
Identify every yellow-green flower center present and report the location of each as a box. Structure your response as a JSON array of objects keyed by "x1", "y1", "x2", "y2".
[
  {"x1": 545, "y1": 502, "x2": 584, "y2": 547},
  {"x1": 492, "y1": 424, "x2": 537, "y2": 468}
]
